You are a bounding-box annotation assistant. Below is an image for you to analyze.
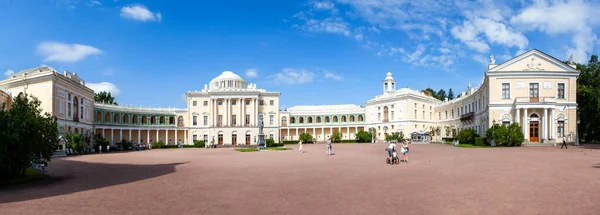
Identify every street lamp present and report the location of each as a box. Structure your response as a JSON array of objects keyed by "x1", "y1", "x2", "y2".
[
  {"x1": 576, "y1": 118, "x2": 581, "y2": 146},
  {"x1": 491, "y1": 119, "x2": 496, "y2": 147}
]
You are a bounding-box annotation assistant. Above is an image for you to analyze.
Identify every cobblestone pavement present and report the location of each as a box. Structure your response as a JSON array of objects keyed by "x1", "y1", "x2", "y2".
[{"x1": 1, "y1": 144, "x2": 599, "y2": 215}]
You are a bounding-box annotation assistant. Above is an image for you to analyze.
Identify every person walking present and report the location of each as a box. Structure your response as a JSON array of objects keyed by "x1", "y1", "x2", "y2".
[
  {"x1": 326, "y1": 138, "x2": 332, "y2": 156},
  {"x1": 561, "y1": 136, "x2": 568, "y2": 149},
  {"x1": 298, "y1": 140, "x2": 303, "y2": 153}
]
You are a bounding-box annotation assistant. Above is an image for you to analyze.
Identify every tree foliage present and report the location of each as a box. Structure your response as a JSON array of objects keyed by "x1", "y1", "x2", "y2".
[
  {"x1": 66, "y1": 132, "x2": 84, "y2": 153},
  {"x1": 94, "y1": 133, "x2": 109, "y2": 150},
  {"x1": 299, "y1": 132, "x2": 313, "y2": 143},
  {"x1": 447, "y1": 88, "x2": 455, "y2": 100},
  {"x1": 94, "y1": 91, "x2": 118, "y2": 105},
  {"x1": 485, "y1": 123, "x2": 524, "y2": 147},
  {"x1": 575, "y1": 55, "x2": 600, "y2": 142},
  {"x1": 456, "y1": 128, "x2": 479, "y2": 144},
  {"x1": 385, "y1": 131, "x2": 404, "y2": 142},
  {"x1": 330, "y1": 130, "x2": 342, "y2": 143},
  {"x1": 0, "y1": 93, "x2": 59, "y2": 179},
  {"x1": 436, "y1": 89, "x2": 447, "y2": 101},
  {"x1": 355, "y1": 130, "x2": 372, "y2": 143}
]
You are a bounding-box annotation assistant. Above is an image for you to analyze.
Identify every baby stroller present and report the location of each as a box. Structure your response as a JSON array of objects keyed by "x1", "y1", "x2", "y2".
[{"x1": 386, "y1": 149, "x2": 400, "y2": 165}]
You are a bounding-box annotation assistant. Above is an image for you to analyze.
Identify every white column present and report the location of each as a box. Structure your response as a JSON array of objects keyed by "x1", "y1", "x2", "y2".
[
  {"x1": 321, "y1": 127, "x2": 324, "y2": 141},
  {"x1": 313, "y1": 128, "x2": 316, "y2": 138},
  {"x1": 156, "y1": 129, "x2": 159, "y2": 143},
  {"x1": 119, "y1": 129, "x2": 123, "y2": 142},
  {"x1": 523, "y1": 109, "x2": 528, "y2": 139},
  {"x1": 242, "y1": 98, "x2": 246, "y2": 126},
  {"x1": 254, "y1": 98, "x2": 258, "y2": 126},
  {"x1": 166, "y1": 129, "x2": 169, "y2": 144},
  {"x1": 225, "y1": 98, "x2": 229, "y2": 127},
  {"x1": 138, "y1": 129, "x2": 141, "y2": 144},
  {"x1": 102, "y1": 128, "x2": 105, "y2": 138},
  {"x1": 175, "y1": 129, "x2": 178, "y2": 144},
  {"x1": 129, "y1": 129, "x2": 132, "y2": 142},
  {"x1": 147, "y1": 129, "x2": 150, "y2": 143},
  {"x1": 543, "y1": 108, "x2": 548, "y2": 140},
  {"x1": 515, "y1": 108, "x2": 520, "y2": 126},
  {"x1": 296, "y1": 128, "x2": 298, "y2": 140},
  {"x1": 550, "y1": 108, "x2": 555, "y2": 139},
  {"x1": 185, "y1": 130, "x2": 187, "y2": 144},
  {"x1": 111, "y1": 129, "x2": 114, "y2": 145},
  {"x1": 212, "y1": 98, "x2": 217, "y2": 126},
  {"x1": 346, "y1": 127, "x2": 349, "y2": 140}
]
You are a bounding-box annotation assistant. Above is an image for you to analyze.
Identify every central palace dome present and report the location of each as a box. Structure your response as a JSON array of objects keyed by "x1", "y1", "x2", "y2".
[{"x1": 209, "y1": 71, "x2": 248, "y2": 90}]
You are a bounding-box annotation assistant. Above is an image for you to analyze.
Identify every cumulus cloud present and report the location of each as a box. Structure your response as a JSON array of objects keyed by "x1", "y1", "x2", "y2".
[
  {"x1": 4, "y1": 70, "x2": 14, "y2": 77},
  {"x1": 272, "y1": 68, "x2": 314, "y2": 85},
  {"x1": 86, "y1": 82, "x2": 120, "y2": 96},
  {"x1": 120, "y1": 5, "x2": 162, "y2": 22},
  {"x1": 245, "y1": 68, "x2": 258, "y2": 78},
  {"x1": 313, "y1": 0, "x2": 335, "y2": 10},
  {"x1": 37, "y1": 41, "x2": 102, "y2": 63}
]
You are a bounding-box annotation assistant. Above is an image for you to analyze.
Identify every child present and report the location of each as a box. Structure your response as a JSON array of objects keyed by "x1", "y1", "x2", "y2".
[
  {"x1": 298, "y1": 140, "x2": 303, "y2": 153},
  {"x1": 326, "y1": 139, "x2": 332, "y2": 156}
]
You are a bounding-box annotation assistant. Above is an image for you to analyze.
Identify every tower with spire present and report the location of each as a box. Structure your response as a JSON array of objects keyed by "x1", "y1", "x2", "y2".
[{"x1": 383, "y1": 70, "x2": 396, "y2": 94}]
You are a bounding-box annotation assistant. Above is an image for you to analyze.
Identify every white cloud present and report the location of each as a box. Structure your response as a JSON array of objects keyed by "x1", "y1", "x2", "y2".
[
  {"x1": 4, "y1": 70, "x2": 14, "y2": 77},
  {"x1": 272, "y1": 68, "x2": 314, "y2": 85},
  {"x1": 120, "y1": 5, "x2": 162, "y2": 22},
  {"x1": 472, "y1": 55, "x2": 489, "y2": 66},
  {"x1": 324, "y1": 71, "x2": 343, "y2": 81},
  {"x1": 510, "y1": 0, "x2": 600, "y2": 63},
  {"x1": 313, "y1": 0, "x2": 335, "y2": 10},
  {"x1": 438, "y1": 47, "x2": 452, "y2": 54},
  {"x1": 86, "y1": 82, "x2": 120, "y2": 96},
  {"x1": 245, "y1": 68, "x2": 258, "y2": 78},
  {"x1": 36, "y1": 41, "x2": 102, "y2": 63},
  {"x1": 451, "y1": 18, "x2": 528, "y2": 53},
  {"x1": 102, "y1": 68, "x2": 114, "y2": 76},
  {"x1": 89, "y1": 0, "x2": 101, "y2": 6},
  {"x1": 294, "y1": 15, "x2": 351, "y2": 36}
]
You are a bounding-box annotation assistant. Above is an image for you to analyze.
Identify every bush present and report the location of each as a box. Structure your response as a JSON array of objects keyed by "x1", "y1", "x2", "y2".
[
  {"x1": 193, "y1": 140, "x2": 205, "y2": 148},
  {"x1": 299, "y1": 133, "x2": 313, "y2": 143},
  {"x1": 117, "y1": 139, "x2": 133, "y2": 150},
  {"x1": 474, "y1": 137, "x2": 486, "y2": 146},
  {"x1": 66, "y1": 132, "x2": 84, "y2": 154},
  {"x1": 283, "y1": 141, "x2": 299, "y2": 145},
  {"x1": 355, "y1": 130, "x2": 372, "y2": 143},
  {"x1": 266, "y1": 138, "x2": 276, "y2": 147},
  {"x1": 152, "y1": 140, "x2": 165, "y2": 149},
  {"x1": 385, "y1": 131, "x2": 404, "y2": 142},
  {"x1": 456, "y1": 129, "x2": 479, "y2": 144},
  {"x1": 486, "y1": 123, "x2": 524, "y2": 147},
  {"x1": 183, "y1": 145, "x2": 195, "y2": 148},
  {"x1": 442, "y1": 137, "x2": 455, "y2": 142},
  {"x1": 160, "y1": 145, "x2": 178, "y2": 149},
  {"x1": 331, "y1": 130, "x2": 342, "y2": 143},
  {"x1": 341, "y1": 140, "x2": 355, "y2": 143}
]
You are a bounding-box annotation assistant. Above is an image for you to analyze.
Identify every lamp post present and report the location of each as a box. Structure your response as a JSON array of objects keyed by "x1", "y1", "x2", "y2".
[
  {"x1": 491, "y1": 119, "x2": 496, "y2": 147},
  {"x1": 576, "y1": 118, "x2": 580, "y2": 146}
]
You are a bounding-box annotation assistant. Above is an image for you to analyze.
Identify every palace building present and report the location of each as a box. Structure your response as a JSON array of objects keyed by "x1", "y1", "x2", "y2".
[{"x1": 0, "y1": 49, "x2": 579, "y2": 149}]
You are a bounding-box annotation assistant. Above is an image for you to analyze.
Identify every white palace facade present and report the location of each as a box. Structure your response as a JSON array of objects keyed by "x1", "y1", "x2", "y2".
[{"x1": 0, "y1": 49, "x2": 579, "y2": 148}]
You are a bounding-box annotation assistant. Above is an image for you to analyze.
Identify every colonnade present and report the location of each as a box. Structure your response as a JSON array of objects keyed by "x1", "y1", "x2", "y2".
[
  {"x1": 281, "y1": 126, "x2": 364, "y2": 141},
  {"x1": 210, "y1": 97, "x2": 259, "y2": 127},
  {"x1": 98, "y1": 127, "x2": 189, "y2": 145}
]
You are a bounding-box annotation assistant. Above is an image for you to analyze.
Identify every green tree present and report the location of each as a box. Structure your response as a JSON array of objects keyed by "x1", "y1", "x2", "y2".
[
  {"x1": 456, "y1": 128, "x2": 479, "y2": 144},
  {"x1": 507, "y1": 123, "x2": 525, "y2": 146},
  {"x1": 385, "y1": 131, "x2": 404, "y2": 142},
  {"x1": 93, "y1": 133, "x2": 109, "y2": 150},
  {"x1": 576, "y1": 55, "x2": 600, "y2": 142},
  {"x1": 436, "y1": 89, "x2": 447, "y2": 101},
  {"x1": 355, "y1": 130, "x2": 372, "y2": 143},
  {"x1": 94, "y1": 91, "x2": 118, "y2": 105},
  {"x1": 368, "y1": 127, "x2": 377, "y2": 142},
  {"x1": 424, "y1": 88, "x2": 439, "y2": 100},
  {"x1": 0, "y1": 93, "x2": 59, "y2": 179},
  {"x1": 66, "y1": 132, "x2": 84, "y2": 153},
  {"x1": 330, "y1": 130, "x2": 342, "y2": 143},
  {"x1": 485, "y1": 123, "x2": 524, "y2": 147},
  {"x1": 299, "y1": 133, "x2": 313, "y2": 143},
  {"x1": 447, "y1": 88, "x2": 455, "y2": 100}
]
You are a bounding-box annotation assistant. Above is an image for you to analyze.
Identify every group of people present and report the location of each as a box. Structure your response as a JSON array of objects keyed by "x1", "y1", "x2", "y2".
[
  {"x1": 387, "y1": 140, "x2": 409, "y2": 163},
  {"x1": 298, "y1": 138, "x2": 333, "y2": 156}
]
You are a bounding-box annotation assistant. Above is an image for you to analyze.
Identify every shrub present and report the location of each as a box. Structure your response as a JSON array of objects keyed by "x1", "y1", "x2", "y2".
[
  {"x1": 442, "y1": 137, "x2": 455, "y2": 142},
  {"x1": 283, "y1": 141, "x2": 299, "y2": 145},
  {"x1": 355, "y1": 130, "x2": 372, "y2": 143},
  {"x1": 152, "y1": 140, "x2": 164, "y2": 149},
  {"x1": 330, "y1": 130, "x2": 342, "y2": 143},
  {"x1": 183, "y1": 145, "x2": 195, "y2": 148},
  {"x1": 266, "y1": 138, "x2": 276, "y2": 147},
  {"x1": 161, "y1": 145, "x2": 178, "y2": 149},
  {"x1": 341, "y1": 140, "x2": 355, "y2": 143},
  {"x1": 66, "y1": 132, "x2": 84, "y2": 153},
  {"x1": 486, "y1": 123, "x2": 524, "y2": 147},
  {"x1": 117, "y1": 139, "x2": 133, "y2": 150},
  {"x1": 385, "y1": 131, "x2": 404, "y2": 142},
  {"x1": 193, "y1": 140, "x2": 205, "y2": 148},
  {"x1": 474, "y1": 137, "x2": 486, "y2": 146},
  {"x1": 456, "y1": 129, "x2": 479, "y2": 144},
  {"x1": 299, "y1": 133, "x2": 313, "y2": 143}
]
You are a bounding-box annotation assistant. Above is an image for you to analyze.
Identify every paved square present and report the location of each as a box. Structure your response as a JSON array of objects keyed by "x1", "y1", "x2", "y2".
[{"x1": 1, "y1": 144, "x2": 599, "y2": 215}]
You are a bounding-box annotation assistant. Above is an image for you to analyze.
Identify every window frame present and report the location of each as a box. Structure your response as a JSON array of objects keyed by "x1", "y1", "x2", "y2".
[
  {"x1": 557, "y1": 82, "x2": 566, "y2": 99},
  {"x1": 501, "y1": 83, "x2": 511, "y2": 99}
]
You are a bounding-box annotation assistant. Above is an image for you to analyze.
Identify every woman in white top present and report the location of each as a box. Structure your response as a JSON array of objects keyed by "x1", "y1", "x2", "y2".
[
  {"x1": 401, "y1": 141, "x2": 409, "y2": 163},
  {"x1": 298, "y1": 140, "x2": 303, "y2": 153},
  {"x1": 387, "y1": 142, "x2": 396, "y2": 160}
]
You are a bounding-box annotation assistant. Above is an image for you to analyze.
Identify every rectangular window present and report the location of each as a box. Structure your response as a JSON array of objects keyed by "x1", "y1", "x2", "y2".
[
  {"x1": 218, "y1": 100, "x2": 223, "y2": 105},
  {"x1": 468, "y1": 104, "x2": 471, "y2": 113},
  {"x1": 68, "y1": 103, "x2": 71, "y2": 117},
  {"x1": 204, "y1": 101, "x2": 208, "y2": 106},
  {"x1": 203, "y1": 116, "x2": 208, "y2": 126},
  {"x1": 217, "y1": 115, "x2": 223, "y2": 126},
  {"x1": 245, "y1": 115, "x2": 250, "y2": 125},
  {"x1": 530, "y1": 83, "x2": 539, "y2": 101},
  {"x1": 414, "y1": 103, "x2": 417, "y2": 108},
  {"x1": 193, "y1": 101, "x2": 197, "y2": 106},
  {"x1": 80, "y1": 107, "x2": 83, "y2": 119},
  {"x1": 457, "y1": 108, "x2": 460, "y2": 116},
  {"x1": 451, "y1": 109, "x2": 454, "y2": 118},
  {"x1": 422, "y1": 111, "x2": 425, "y2": 119},
  {"x1": 557, "y1": 121, "x2": 565, "y2": 137},
  {"x1": 391, "y1": 105, "x2": 394, "y2": 109},
  {"x1": 269, "y1": 134, "x2": 274, "y2": 140},
  {"x1": 259, "y1": 100, "x2": 264, "y2": 106},
  {"x1": 86, "y1": 109, "x2": 89, "y2": 120},
  {"x1": 193, "y1": 135, "x2": 198, "y2": 141},
  {"x1": 414, "y1": 110, "x2": 417, "y2": 119},
  {"x1": 270, "y1": 100, "x2": 274, "y2": 105},
  {"x1": 232, "y1": 115, "x2": 236, "y2": 125},
  {"x1": 502, "y1": 83, "x2": 510, "y2": 99},
  {"x1": 245, "y1": 100, "x2": 250, "y2": 105},
  {"x1": 60, "y1": 101, "x2": 64, "y2": 114},
  {"x1": 232, "y1": 100, "x2": 236, "y2": 105},
  {"x1": 439, "y1": 112, "x2": 441, "y2": 120},
  {"x1": 193, "y1": 116, "x2": 198, "y2": 126},
  {"x1": 558, "y1": 83, "x2": 565, "y2": 99},
  {"x1": 391, "y1": 111, "x2": 394, "y2": 120},
  {"x1": 378, "y1": 113, "x2": 381, "y2": 121},
  {"x1": 445, "y1": 111, "x2": 448, "y2": 119},
  {"x1": 270, "y1": 114, "x2": 274, "y2": 125}
]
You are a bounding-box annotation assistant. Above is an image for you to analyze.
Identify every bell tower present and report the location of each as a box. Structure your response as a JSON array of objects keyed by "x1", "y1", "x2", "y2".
[{"x1": 383, "y1": 70, "x2": 396, "y2": 94}]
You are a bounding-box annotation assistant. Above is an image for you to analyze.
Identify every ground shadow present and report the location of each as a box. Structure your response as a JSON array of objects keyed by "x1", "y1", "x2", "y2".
[
  {"x1": 0, "y1": 160, "x2": 186, "y2": 204},
  {"x1": 578, "y1": 144, "x2": 600, "y2": 151}
]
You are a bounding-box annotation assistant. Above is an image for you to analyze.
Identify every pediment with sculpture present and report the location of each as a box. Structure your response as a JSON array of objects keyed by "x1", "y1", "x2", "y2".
[{"x1": 488, "y1": 49, "x2": 577, "y2": 73}]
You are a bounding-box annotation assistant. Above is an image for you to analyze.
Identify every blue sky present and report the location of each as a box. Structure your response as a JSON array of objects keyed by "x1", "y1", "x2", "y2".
[{"x1": 1, "y1": 0, "x2": 599, "y2": 109}]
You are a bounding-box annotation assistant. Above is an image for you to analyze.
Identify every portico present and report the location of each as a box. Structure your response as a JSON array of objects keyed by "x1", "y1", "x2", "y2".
[{"x1": 512, "y1": 97, "x2": 558, "y2": 144}]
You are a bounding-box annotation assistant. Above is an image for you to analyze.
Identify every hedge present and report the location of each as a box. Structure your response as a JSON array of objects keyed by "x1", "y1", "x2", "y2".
[
  {"x1": 474, "y1": 137, "x2": 486, "y2": 146},
  {"x1": 442, "y1": 137, "x2": 455, "y2": 142}
]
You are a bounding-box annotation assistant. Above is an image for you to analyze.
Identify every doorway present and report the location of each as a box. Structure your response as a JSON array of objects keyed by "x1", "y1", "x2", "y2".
[
  {"x1": 529, "y1": 121, "x2": 539, "y2": 142},
  {"x1": 218, "y1": 134, "x2": 223, "y2": 145}
]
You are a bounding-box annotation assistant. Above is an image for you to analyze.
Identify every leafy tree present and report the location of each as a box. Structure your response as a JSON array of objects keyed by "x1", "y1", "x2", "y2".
[
  {"x1": 94, "y1": 91, "x2": 118, "y2": 105},
  {"x1": 456, "y1": 128, "x2": 479, "y2": 144},
  {"x1": 485, "y1": 123, "x2": 524, "y2": 147},
  {"x1": 447, "y1": 88, "x2": 455, "y2": 100},
  {"x1": 506, "y1": 123, "x2": 525, "y2": 146},
  {"x1": 152, "y1": 140, "x2": 164, "y2": 149},
  {"x1": 66, "y1": 132, "x2": 84, "y2": 153},
  {"x1": 434, "y1": 126, "x2": 441, "y2": 136},
  {"x1": 94, "y1": 133, "x2": 109, "y2": 150},
  {"x1": 330, "y1": 130, "x2": 342, "y2": 143},
  {"x1": 355, "y1": 130, "x2": 372, "y2": 143},
  {"x1": 117, "y1": 139, "x2": 133, "y2": 150},
  {"x1": 0, "y1": 93, "x2": 59, "y2": 179},
  {"x1": 436, "y1": 89, "x2": 447, "y2": 101},
  {"x1": 385, "y1": 131, "x2": 404, "y2": 142},
  {"x1": 575, "y1": 55, "x2": 600, "y2": 142},
  {"x1": 424, "y1": 88, "x2": 438, "y2": 100},
  {"x1": 451, "y1": 128, "x2": 457, "y2": 138},
  {"x1": 299, "y1": 133, "x2": 313, "y2": 143},
  {"x1": 193, "y1": 140, "x2": 205, "y2": 148}
]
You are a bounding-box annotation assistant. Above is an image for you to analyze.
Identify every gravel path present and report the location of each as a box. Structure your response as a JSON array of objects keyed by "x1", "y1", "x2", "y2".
[{"x1": 1, "y1": 144, "x2": 599, "y2": 215}]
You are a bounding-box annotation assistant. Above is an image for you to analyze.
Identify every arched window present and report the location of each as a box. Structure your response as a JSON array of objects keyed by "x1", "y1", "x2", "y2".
[
  {"x1": 142, "y1": 116, "x2": 148, "y2": 124},
  {"x1": 123, "y1": 114, "x2": 130, "y2": 124},
  {"x1": 341, "y1": 116, "x2": 347, "y2": 122},
  {"x1": 333, "y1": 116, "x2": 338, "y2": 122},
  {"x1": 96, "y1": 112, "x2": 102, "y2": 122},
  {"x1": 73, "y1": 96, "x2": 79, "y2": 121},
  {"x1": 178, "y1": 116, "x2": 184, "y2": 126},
  {"x1": 290, "y1": 117, "x2": 296, "y2": 124},
  {"x1": 383, "y1": 106, "x2": 389, "y2": 122},
  {"x1": 316, "y1": 116, "x2": 322, "y2": 123},
  {"x1": 299, "y1": 117, "x2": 304, "y2": 124},
  {"x1": 325, "y1": 116, "x2": 330, "y2": 123},
  {"x1": 151, "y1": 116, "x2": 156, "y2": 125},
  {"x1": 160, "y1": 116, "x2": 165, "y2": 124},
  {"x1": 350, "y1": 115, "x2": 355, "y2": 122},
  {"x1": 105, "y1": 113, "x2": 111, "y2": 123},
  {"x1": 114, "y1": 113, "x2": 120, "y2": 124},
  {"x1": 133, "y1": 115, "x2": 139, "y2": 124},
  {"x1": 358, "y1": 115, "x2": 364, "y2": 122},
  {"x1": 308, "y1": 117, "x2": 313, "y2": 123},
  {"x1": 281, "y1": 116, "x2": 287, "y2": 125},
  {"x1": 169, "y1": 116, "x2": 175, "y2": 125}
]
